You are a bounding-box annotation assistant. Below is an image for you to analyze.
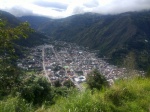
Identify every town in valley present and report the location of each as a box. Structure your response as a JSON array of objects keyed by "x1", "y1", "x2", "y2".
[{"x1": 17, "y1": 41, "x2": 144, "y2": 89}]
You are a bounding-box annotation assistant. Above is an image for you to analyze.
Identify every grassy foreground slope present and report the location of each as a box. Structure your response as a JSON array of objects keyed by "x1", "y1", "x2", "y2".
[
  {"x1": 1, "y1": 77, "x2": 150, "y2": 112},
  {"x1": 35, "y1": 77, "x2": 150, "y2": 112}
]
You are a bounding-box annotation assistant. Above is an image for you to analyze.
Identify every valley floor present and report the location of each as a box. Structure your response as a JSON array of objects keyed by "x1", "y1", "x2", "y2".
[{"x1": 17, "y1": 41, "x2": 144, "y2": 90}]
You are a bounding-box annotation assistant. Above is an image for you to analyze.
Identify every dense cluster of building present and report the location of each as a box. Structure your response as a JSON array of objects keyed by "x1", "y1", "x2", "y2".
[{"x1": 17, "y1": 41, "x2": 144, "y2": 88}]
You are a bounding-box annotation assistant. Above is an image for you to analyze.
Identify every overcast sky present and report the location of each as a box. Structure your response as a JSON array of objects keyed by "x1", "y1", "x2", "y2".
[{"x1": 0, "y1": 0, "x2": 150, "y2": 18}]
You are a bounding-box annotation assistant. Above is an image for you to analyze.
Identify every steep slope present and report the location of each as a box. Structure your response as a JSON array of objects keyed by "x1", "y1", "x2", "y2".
[
  {"x1": 19, "y1": 16, "x2": 50, "y2": 30},
  {"x1": 21, "y1": 13, "x2": 102, "y2": 40},
  {"x1": 71, "y1": 12, "x2": 150, "y2": 69},
  {"x1": 0, "y1": 10, "x2": 19, "y2": 26},
  {"x1": 75, "y1": 13, "x2": 139, "y2": 53},
  {"x1": 23, "y1": 11, "x2": 150, "y2": 51},
  {"x1": 0, "y1": 10, "x2": 48, "y2": 47},
  {"x1": 20, "y1": 11, "x2": 150, "y2": 70}
]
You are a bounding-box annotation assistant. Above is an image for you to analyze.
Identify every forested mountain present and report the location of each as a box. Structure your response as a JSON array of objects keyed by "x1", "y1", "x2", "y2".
[
  {"x1": 1, "y1": 10, "x2": 150, "y2": 112},
  {"x1": 20, "y1": 13, "x2": 102, "y2": 38},
  {"x1": 20, "y1": 11, "x2": 150, "y2": 70},
  {"x1": 0, "y1": 10, "x2": 48, "y2": 47},
  {"x1": 19, "y1": 16, "x2": 50, "y2": 29}
]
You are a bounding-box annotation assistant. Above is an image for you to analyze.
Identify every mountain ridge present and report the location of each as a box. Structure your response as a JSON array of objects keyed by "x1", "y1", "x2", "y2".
[
  {"x1": 0, "y1": 10, "x2": 48, "y2": 47},
  {"x1": 11, "y1": 11, "x2": 150, "y2": 70}
]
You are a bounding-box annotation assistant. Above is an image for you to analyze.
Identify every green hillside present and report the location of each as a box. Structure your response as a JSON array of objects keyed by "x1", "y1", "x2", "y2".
[
  {"x1": 19, "y1": 16, "x2": 50, "y2": 29},
  {"x1": 45, "y1": 77, "x2": 150, "y2": 112},
  {"x1": 0, "y1": 11, "x2": 150, "y2": 112},
  {"x1": 0, "y1": 10, "x2": 19, "y2": 26},
  {"x1": 20, "y1": 11, "x2": 150, "y2": 70},
  {"x1": 0, "y1": 10, "x2": 48, "y2": 47}
]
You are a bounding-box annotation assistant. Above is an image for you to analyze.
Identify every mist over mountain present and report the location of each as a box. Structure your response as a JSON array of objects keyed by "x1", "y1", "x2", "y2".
[{"x1": 1, "y1": 5, "x2": 150, "y2": 111}]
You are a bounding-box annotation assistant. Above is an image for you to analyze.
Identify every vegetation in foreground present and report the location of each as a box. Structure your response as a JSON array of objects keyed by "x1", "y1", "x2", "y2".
[
  {"x1": 1, "y1": 77, "x2": 150, "y2": 112},
  {"x1": 0, "y1": 19, "x2": 150, "y2": 112},
  {"x1": 37, "y1": 77, "x2": 150, "y2": 112}
]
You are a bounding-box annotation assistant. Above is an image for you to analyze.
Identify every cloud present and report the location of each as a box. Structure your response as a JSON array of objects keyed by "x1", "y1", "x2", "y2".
[
  {"x1": 72, "y1": 7, "x2": 85, "y2": 14},
  {"x1": 5, "y1": 6, "x2": 34, "y2": 17},
  {"x1": 65, "y1": 0, "x2": 150, "y2": 17},
  {"x1": 51, "y1": 8, "x2": 65, "y2": 12},
  {"x1": 90, "y1": 0, "x2": 150, "y2": 14},
  {"x1": 83, "y1": 0, "x2": 99, "y2": 8},
  {"x1": 0, "y1": 0, "x2": 150, "y2": 18},
  {"x1": 34, "y1": 1, "x2": 68, "y2": 10}
]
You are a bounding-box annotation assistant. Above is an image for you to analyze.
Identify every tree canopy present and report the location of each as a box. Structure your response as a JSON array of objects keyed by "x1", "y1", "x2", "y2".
[
  {"x1": 86, "y1": 69, "x2": 108, "y2": 90},
  {"x1": 20, "y1": 74, "x2": 54, "y2": 105},
  {"x1": 0, "y1": 19, "x2": 32, "y2": 95}
]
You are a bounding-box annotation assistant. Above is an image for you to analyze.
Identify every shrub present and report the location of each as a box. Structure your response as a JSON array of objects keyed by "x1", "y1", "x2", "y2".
[
  {"x1": 63, "y1": 79, "x2": 75, "y2": 88},
  {"x1": 0, "y1": 97, "x2": 34, "y2": 112},
  {"x1": 20, "y1": 74, "x2": 54, "y2": 105},
  {"x1": 86, "y1": 69, "x2": 108, "y2": 90},
  {"x1": 45, "y1": 77, "x2": 150, "y2": 112}
]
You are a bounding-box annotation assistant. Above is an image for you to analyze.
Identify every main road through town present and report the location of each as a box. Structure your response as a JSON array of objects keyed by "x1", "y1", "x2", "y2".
[{"x1": 42, "y1": 46, "x2": 51, "y2": 82}]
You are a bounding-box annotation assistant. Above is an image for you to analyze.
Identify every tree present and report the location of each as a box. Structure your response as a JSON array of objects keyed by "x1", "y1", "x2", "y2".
[
  {"x1": 123, "y1": 52, "x2": 136, "y2": 70},
  {"x1": 86, "y1": 69, "x2": 108, "y2": 90},
  {"x1": 0, "y1": 19, "x2": 32, "y2": 95},
  {"x1": 146, "y1": 67, "x2": 150, "y2": 78},
  {"x1": 123, "y1": 52, "x2": 137, "y2": 76},
  {"x1": 54, "y1": 80, "x2": 62, "y2": 87},
  {"x1": 53, "y1": 87, "x2": 68, "y2": 97},
  {"x1": 63, "y1": 79, "x2": 75, "y2": 88},
  {"x1": 20, "y1": 74, "x2": 54, "y2": 105}
]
